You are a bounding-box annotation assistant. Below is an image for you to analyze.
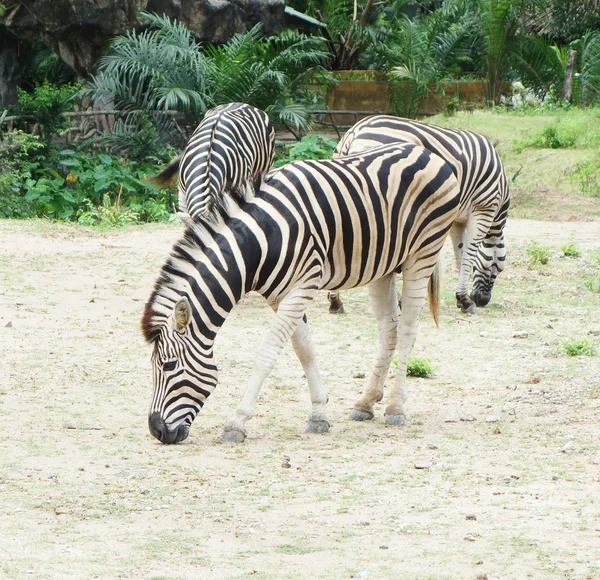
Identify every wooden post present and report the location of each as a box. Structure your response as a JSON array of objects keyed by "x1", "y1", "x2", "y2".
[{"x1": 562, "y1": 49, "x2": 577, "y2": 102}]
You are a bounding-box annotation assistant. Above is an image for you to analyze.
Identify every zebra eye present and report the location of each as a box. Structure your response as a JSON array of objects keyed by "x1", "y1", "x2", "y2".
[{"x1": 162, "y1": 360, "x2": 178, "y2": 372}]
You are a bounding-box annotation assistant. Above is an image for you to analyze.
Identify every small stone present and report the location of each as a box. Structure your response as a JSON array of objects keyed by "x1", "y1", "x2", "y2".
[
  {"x1": 282, "y1": 455, "x2": 290, "y2": 461},
  {"x1": 464, "y1": 534, "x2": 476, "y2": 542},
  {"x1": 561, "y1": 442, "x2": 575, "y2": 454},
  {"x1": 353, "y1": 572, "x2": 370, "y2": 579},
  {"x1": 485, "y1": 416, "x2": 498, "y2": 423},
  {"x1": 466, "y1": 514, "x2": 477, "y2": 520},
  {"x1": 89, "y1": 298, "x2": 95, "y2": 303},
  {"x1": 588, "y1": 330, "x2": 600, "y2": 336},
  {"x1": 444, "y1": 415, "x2": 459, "y2": 423},
  {"x1": 479, "y1": 331, "x2": 489, "y2": 337},
  {"x1": 352, "y1": 372, "x2": 366, "y2": 379},
  {"x1": 475, "y1": 560, "x2": 484, "y2": 565},
  {"x1": 4, "y1": 321, "x2": 12, "y2": 328},
  {"x1": 512, "y1": 331, "x2": 530, "y2": 339},
  {"x1": 460, "y1": 414, "x2": 476, "y2": 422},
  {"x1": 379, "y1": 544, "x2": 389, "y2": 549},
  {"x1": 552, "y1": 475, "x2": 559, "y2": 481},
  {"x1": 426, "y1": 443, "x2": 438, "y2": 450},
  {"x1": 414, "y1": 462, "x2": 431, "y2": 470},
  {"x1": 281, "y1": 461, "x2": 291, "y2": 469},
  {"x1": 475, "y1": 574, "x2": 488, "y2": 580}
]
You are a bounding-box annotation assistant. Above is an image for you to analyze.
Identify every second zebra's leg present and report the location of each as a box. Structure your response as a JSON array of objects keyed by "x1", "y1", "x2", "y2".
[
  {"x1": 384, "y1": 271, "x2": 430, "y2": 425},
  {"x1": 327, "y1": 290, "x2": 345, "y2": 314},
  {"x1": 351, "y1": 273, "x2": 399, "y2": 421},
  {"x1": 455, "y1": 212, "x2": 494, "y2": 314},
  {"x1": 291, "y1": 316, "x2": 330, "y2": 433},
  {"x1": 222, "y1": 290, "x2": 316, "y2": 442}
]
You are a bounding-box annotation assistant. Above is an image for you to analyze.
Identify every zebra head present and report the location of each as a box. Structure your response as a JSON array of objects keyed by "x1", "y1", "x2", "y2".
[
  {"x1": 142, "y1": 295, "x2": 218, "y2": 444},
  {"x1": 471, "y1": 236, "x2": 506, "y2": 307}
]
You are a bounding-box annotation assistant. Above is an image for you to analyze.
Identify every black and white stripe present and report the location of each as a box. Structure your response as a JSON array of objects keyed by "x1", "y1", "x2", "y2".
[
  {"x1": 142, "y1": 143, "x2": 460, "y2": 443},
  {"x1": 330, "y1": 115, "x2": 510, "y2": 313}
]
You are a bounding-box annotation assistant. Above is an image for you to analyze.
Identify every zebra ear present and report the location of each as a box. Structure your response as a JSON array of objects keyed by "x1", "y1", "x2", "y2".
[{"x1": 172, "y1": 297, "x2": 192, "y2": 333}]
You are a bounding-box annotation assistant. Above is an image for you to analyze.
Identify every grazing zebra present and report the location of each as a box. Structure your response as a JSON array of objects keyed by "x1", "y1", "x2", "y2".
[
  {"x1": 155, "y1": 103, "x2": 275, "y2": 223},
  {"x1": 328, "y1": 115, "x2": 510, "y2": 314},
  {"x1": 141, "y1": 143, "x2": 460, "y2": 443}
]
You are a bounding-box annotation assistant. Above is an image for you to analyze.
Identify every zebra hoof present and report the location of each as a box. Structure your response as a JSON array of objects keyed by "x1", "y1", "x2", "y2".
[
  {"x1": 307, "y1": 420, "x2": 330, "y2": 434},
  {"x1": 328, "y1": 304, "x2": 345, "y2": 315},
  {"x1": 384, "y1": 413, "x2": 406, "y2": 426},
  {"x1": 221, "y1": 427, "x2": 247, "y2": 443},
  {"x1": 462, "y1": 303, "x2": 478, "y2": 315},
  {"x1": 350, "y1": 409, "x2": 374, "y2": 421}
]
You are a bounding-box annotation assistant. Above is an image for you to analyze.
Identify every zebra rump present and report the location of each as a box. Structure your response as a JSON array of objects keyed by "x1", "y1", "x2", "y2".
[{"x1": 142, "y1": 143, "x2": 460, "y2": 444}]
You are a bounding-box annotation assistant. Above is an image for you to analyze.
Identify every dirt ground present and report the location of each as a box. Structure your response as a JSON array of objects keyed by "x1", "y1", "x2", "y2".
[{"x1": 1, "y1": 216, "x2": 599, "y2": 580}]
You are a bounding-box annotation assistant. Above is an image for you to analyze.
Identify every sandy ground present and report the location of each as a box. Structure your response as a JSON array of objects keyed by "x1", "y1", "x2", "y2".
[{"x1": 0, "y1": 217, "x2": 599, "y2": 580}]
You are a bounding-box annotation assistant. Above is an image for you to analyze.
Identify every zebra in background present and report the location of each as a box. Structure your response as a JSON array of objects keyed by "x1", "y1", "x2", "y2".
[
  {"x1": 142, "y1": 143, "x2": 460, "y2": 443},
  {"x1": 155, "y1": 103, "x2": 275, "y2": 223},
  {"x1": 329, "y1": 115, "x2": 510, "y2": 314}
]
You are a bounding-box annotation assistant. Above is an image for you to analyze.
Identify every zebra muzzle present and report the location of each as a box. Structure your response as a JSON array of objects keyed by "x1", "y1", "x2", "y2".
[{"x1": 148, "y1": 412, "x2": 190, "y2": 444}]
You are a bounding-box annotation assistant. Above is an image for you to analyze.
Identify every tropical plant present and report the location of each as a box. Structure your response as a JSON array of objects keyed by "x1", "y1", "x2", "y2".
[
  {"x1": 578, "y1": 31, "x2": 600, "y2": 105},
  {"x1": 82, "y1": 13, "x2": 331, "y2": 158},
  {"x1": 274, "y1": 134, "x2": 338, "y2": 167}
]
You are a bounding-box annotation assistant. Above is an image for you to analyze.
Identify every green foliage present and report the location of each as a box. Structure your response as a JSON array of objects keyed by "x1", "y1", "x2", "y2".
[
  {"x1": 83, "y1": 14, "x2": 331, "y2": 157},
  {"x1": 0, "y1": 131, "x2": 46, "y2": 218},
  {"x1": 560, "y1": 242, "x2": 580, "y2": 257},
  {"x1": 406, "y1": 356, "x2": 436, "y2": 378},
  {"x1": 0, "y1": 142, "x2": 176, "y2": 224},
  {"x1": 274, "y1": 135, "x2": 338, "y2": 167},
  {"x1": 16, "y1": 82, "x2": 82, "y2": 142},
  {"x1": 526, "y1": 241, "x2": 550, "y2": 265},
  {"x1": 584, "y1": 276, "x2": 600, "y2": 293},
  {"x1": 563, "y1": 339, "x2": 596, "y2": 356},
  {"x1": 570, "y1": 157, "x2": 600, "y2": 197}
]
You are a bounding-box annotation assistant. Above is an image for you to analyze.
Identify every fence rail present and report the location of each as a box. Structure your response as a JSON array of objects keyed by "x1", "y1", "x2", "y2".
[{"x1": 0, "y1": 108, "x2": 394, "y2": 143}]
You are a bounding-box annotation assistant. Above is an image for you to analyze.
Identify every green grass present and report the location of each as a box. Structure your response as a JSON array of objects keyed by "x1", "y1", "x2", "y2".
[
  {"x1": 563, "y1": 339, "x2": 596, "y2": 356},
  {"x1": 560, "y1": 242, "x2": 581, "y2": 257},
  {"x1": 526, "y1": 241, "x2": 550, "y2": 265}
]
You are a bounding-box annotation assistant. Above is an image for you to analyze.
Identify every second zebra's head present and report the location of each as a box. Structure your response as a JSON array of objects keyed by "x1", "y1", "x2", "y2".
[
  {"x1": 471, "y1": 236, "x2": 506, "y2": 307},
  {"x1": 142, "y1": 296, "x2": 218, "y2": 444}
]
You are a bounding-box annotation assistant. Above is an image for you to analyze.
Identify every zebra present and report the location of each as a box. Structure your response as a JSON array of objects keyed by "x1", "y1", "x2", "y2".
[
  {"x1": 328, "y1": 115, "x2": 510, "y2": 314},
  {"x1": 141, "y1": 142, "x2": 460, "y2": 444},
  {"x1": 155, "y1": 103, "x2": 275, "y2": 223}
]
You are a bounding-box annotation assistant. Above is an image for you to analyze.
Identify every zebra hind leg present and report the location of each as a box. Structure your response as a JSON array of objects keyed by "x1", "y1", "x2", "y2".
[
  {"x1": 327, "y1": 290, "x2": 345, "y2": 314},
  {"x1": 350, "y1": 274, "x2": 399, "y2": 422},
  {"x1": 290, "y1": 317, "x2": 330, "y2": 434}
]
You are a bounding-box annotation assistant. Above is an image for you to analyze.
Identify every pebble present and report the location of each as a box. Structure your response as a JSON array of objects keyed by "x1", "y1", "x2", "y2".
[
  {"x1": 352, "y1": 372, "x2": 366, "y2": 379},
  {"x1": 4, "y1": 321, "x2": 12, "y2": 328},
  {"x1": 353, "y1": 572, "x2": 370, "y2": 579},
  {"x1": 379, "y1": 544, "x2": 389, "y2": 550},
  {"x1": 485, "y1": 416, "x2": 498, "y2": 423},
  {"x1": 475, "y1": 575, "x2": 488, "y2": 580},
  {"x1": 561, "y1": 442, "x2": 575, "y2": 454},
  {"x1": 466, "y1": 514, "x2": 477, "y2": 521},
  {"x1": 512, "y1": 331, "x2": 530, "y2": 339},
  {"x1": 479, "y1": 331, "x2": 489, "y2": 337},
  {"x1": 464, "y1": 534, "x2": 476, "y2": 541},
  {"x1": 414, "y1": 462, "x2": 431, "y2": 470},
  {"x1": 460, "y1": 414, "x2": 476, "y2": 422},
  {"x1": 426, "y1": 443, "x2": 438, "y2": 450},
  {"x1": 444, "y1": 415, "x2": 459, "y2": 423},
  {"x1": 281, "y1": 461, "x2": 291, "y2": 469}
]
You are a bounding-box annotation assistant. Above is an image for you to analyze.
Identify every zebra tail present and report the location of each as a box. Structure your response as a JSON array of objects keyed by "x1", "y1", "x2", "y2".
[
  {"x1": 427, "y1": 257, "x2": 442, "y2": 328},
  {"x1": 153, "y1": 156, "x2": 182, "y2": 186}
]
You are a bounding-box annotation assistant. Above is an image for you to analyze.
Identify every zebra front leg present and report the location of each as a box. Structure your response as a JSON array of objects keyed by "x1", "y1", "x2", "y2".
[
  {"x1": 351, "y1": 274, "x2": 399, "y2": 421},
  {"x1": 327, "y1": 290, "x2": 345, "y2": 314},
  {"x1": 455, "y1": 212, "x2": 494, "y2": 314},
  {"x1": 384, "y1": 273, "x2": 429, "y2": 425},
  {"x1": 222, "y1": 292, "x2": 315, "y2": 442},
  {"x1": 290, "y1": 317, "x2": 330, "y2": 433}
]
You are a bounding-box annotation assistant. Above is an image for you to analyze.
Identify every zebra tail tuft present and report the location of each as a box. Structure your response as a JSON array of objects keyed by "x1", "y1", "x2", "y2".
[
  {"x1": 427, "y1": 257, "x2": 442, "y2": 328},
  {"x1": 153, "y1": 156, "x2": 182, "y2": 186}
]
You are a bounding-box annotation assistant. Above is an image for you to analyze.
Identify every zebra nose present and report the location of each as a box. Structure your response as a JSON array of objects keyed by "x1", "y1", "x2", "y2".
[{"x1": 148, "y1": 412, "x2": 167, "y2": 442}]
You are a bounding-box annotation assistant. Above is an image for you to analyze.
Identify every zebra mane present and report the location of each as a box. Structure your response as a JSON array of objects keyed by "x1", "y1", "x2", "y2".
[{"x1": 141, "y1": 202, "x2": 239, "y2": 344}]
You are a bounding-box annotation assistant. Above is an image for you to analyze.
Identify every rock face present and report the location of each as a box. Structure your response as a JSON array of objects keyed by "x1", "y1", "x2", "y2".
[{"x1": 1, "y1": 0, "x2": 285, "y2": 77}]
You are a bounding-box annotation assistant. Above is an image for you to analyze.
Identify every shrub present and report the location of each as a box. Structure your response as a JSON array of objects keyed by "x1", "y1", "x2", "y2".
[
  {"x1": 584, "y1": 276, "x2": 600, "y2": 293},
  {"x1": 560, "y1": 242, "x2": 581, "y2": 257},
  {"x1": 407, "y1": 357, "x2": 436, "y2": 378},
  {"x1": 526, "y1": 241, "x2": 550, "y2": 265},
  {"x1": 274, "y1": 135, "x2": 338, "y2": 167},
  {"x1": 563, "y1": 339, "x2": 596, "y2": 356},
  {"x1": 570, "y1": 157, "x2": 600, "y2": 197}
]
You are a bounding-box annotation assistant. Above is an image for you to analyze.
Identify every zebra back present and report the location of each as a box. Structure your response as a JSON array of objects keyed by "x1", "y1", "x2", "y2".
[{"x1": 178, "y1": 103, "x2": 275, "y2": 223}]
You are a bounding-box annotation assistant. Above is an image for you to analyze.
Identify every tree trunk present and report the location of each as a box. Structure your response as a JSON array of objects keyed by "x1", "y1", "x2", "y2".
[
  {"x1": 562, "y1": 49, "x2": 577, "y2": 102},
  {"x1": 0, "y1": 27, "x2": 21, "y2": 107}
]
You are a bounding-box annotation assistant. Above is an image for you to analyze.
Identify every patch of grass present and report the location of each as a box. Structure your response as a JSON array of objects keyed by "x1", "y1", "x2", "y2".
[
  {"x1": 570, "y1": 156, "x2": 600, "y2": 197},
  {"x1": 526, "y1": 241, "x2": 550, "y2": 265},
  {"x1": 275, "y1": 543, "x2": 322, "y2": 555},
  {"x1": 584, "y1": 276, "x2": 600, "y2": 293},
  {"x1": 563, "y1": 339, "x2": 596, "y2": 356},
  {"x1": 560, "y1": 242, "x2": 580, "y2": 257},
  {"x1": 407, "y1": 356, "x2": 436, "y2": 377}
]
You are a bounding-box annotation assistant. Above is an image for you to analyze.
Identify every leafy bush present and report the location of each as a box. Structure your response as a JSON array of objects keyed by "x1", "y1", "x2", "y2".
[
  {"x1": 563, "y1": 339, "x2": 596, "y2": 356},
  {"x1": 584, "y1": 276, "x2": 600, "y2": 293},
  {"x1": 274, "y1": 135, "x2": 338, "y2": 167},
  {"x1": 15, "y1": 81, "x2": 82, "y2": 142},
  {"x1": 406, "y1": 356, "x2": 436, "y2": 378},
  {"x1": 560, "y1": 242, "x2": 581, "y2": 257},
  {"x1": 526, "y1": 241, "x2": 550, "y2": 265},
  {"x1": 570, "y1": 157, "x2": 600, "y2": 197}
]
